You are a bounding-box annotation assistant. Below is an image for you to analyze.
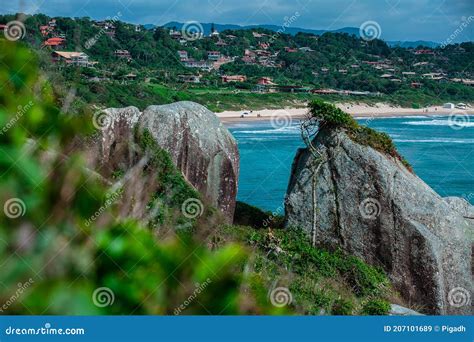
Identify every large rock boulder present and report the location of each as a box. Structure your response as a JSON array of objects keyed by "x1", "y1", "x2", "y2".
[
  {"x1": 137, "y1": 102, "x2": 239, "y2": 220},
  {"x1": 84, "y1": 102, "x2": 239, "y2": 222},
  {"x1": 285, "y1": 128, "x2": 473, "y2": 315}
]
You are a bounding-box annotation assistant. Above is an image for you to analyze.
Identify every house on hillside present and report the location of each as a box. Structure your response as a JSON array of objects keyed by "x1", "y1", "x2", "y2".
[
  {"x1": 115, "y1": 50, "x2": 132, "y2": 61},
  {"x1": 221, "y1": 75, "x2": 247, "y2": 83},
  {"x1": 299, "y1": 47, "x2": 314, "y2": 52},
  {"x1": 48, "y1": 19, "x2": 57, "y2": 28},
  {"x1": 207, "y1": 51, "x2": 221, "y2": 61},
  {"x1": 52, "y1": 51, "x2": 91, "y2": 67},
  {"x1": 178, "y1": 74, "x2": 201, "y2": 83},
  {"x1": 257, "y1": 77, "x2": 275, "y2": 85},
  {"x1": 177, "y1": 50, "x2": 188, "y2": 61},
  {"x1": 284, "y1": 47, "x2": 298, "y2": 53},
  {"x1": 422, "y1": 72, "x2": 445, "y2": 80},
  {"x1": 184, "y1": 59, "x2": 212, "y2": 71},
  {"x1": 43, "y1": 37, "x2": 66, "y2": 48},
  {"x1": 414, "y1": 49, "x2": 434, "y2": 55},
  {"x1": 40, "y1": 25, "x2": 51, "y2": 36},
  {"x1": 169, "y1": 29, "x2": 182, "y2": 40}
]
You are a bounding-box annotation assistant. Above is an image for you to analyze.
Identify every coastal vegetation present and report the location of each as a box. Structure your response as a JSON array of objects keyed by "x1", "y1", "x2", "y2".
[{"x1": 309, "y1": 100, "x2": 412, "y2": 169}]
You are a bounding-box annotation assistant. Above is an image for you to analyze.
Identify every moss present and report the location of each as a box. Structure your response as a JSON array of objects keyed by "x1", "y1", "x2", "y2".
[
  {"x1": 309, "y1": 99, "x2": 412, "y2": 172},
  {"x1": 361, "y1": 299, "x2": 391, "y2": 315}
]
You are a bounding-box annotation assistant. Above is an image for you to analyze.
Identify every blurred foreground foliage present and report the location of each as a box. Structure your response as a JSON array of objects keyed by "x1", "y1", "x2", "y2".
[{"x1": 0, "y1": 40, "x2": 277, "y2": 315}]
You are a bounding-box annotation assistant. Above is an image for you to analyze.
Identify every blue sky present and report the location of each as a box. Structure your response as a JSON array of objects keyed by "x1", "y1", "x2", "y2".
[{"x1": 2, "y1": 0, "x2": 473, "y2": 42}]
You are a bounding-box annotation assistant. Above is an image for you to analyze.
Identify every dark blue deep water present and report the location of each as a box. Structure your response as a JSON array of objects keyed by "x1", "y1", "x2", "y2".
[{"x1": 228, "y1": 115, "x2": 474, "y2": 212}]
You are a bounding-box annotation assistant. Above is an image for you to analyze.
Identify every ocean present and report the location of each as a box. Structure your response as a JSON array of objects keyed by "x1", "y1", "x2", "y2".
[{"x1": 228, "y1": 115, "x2": 474, "y2": 212}]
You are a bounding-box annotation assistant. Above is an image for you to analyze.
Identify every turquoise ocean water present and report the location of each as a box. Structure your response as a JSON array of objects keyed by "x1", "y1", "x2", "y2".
[{"x1": 228, "y1": 115, "x2": 474, "y2": 212}]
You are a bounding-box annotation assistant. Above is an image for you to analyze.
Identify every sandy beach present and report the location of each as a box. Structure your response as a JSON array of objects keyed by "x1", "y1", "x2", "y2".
[{"x1": 217, "y1": 103, "x2": 474, "y2": 123}]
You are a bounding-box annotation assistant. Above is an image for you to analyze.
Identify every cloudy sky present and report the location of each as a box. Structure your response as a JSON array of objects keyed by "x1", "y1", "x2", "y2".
[{"x1": 3, "y1": 0, "x2": 473, "y2": 42}]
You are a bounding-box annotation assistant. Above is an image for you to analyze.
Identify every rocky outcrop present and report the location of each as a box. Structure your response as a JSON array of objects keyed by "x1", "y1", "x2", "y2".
[
  {"x1": 137, "y1": 102, "x2": 239, "y2": 220},
  {"x1": 285, "y1": 128, "x2": 473, "y2": 315},
  {"x1": 86, "y1": 102, "x2": 239, "y2": 221}
]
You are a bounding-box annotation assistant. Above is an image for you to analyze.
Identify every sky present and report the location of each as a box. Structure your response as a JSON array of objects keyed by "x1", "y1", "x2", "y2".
[{"x1": 2, "y1": 0, "x2": 473, "y2": 42}]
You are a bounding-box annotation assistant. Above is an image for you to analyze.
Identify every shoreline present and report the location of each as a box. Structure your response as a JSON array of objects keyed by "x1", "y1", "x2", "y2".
[{"x1": 217, "y1": 103, "x2": 474, "y2": 123}]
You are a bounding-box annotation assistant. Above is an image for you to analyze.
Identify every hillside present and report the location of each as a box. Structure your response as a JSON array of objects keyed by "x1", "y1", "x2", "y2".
[{"x1": 0, "y1": 13, "x2": 472, "y2": 112}]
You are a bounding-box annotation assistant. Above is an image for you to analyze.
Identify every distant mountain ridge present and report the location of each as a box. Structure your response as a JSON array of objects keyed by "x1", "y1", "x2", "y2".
[{"x1": 154, "y1": 21, "x2": 440, "y2": 48}]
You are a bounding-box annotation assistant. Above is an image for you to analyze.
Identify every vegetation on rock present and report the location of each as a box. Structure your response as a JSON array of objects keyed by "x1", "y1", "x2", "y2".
[{"x1": 309, "y1": 100, "x2": 412, "y2": 170}]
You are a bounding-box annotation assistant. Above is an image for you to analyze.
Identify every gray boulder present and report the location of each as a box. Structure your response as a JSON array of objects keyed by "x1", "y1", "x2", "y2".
[
  {"x1": 137, "y1": 101, "x2": 239, "y2": 221},
  {"x1": 389, "y1": 304, "x2": 423, "y2": 316},
  {"x1": 285, "y1": 128, "x2": 473, "y2": 315}
]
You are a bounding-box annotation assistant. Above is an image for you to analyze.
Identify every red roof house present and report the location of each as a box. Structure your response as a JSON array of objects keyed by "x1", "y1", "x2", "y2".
[{"x1": 43, "y1": 37, "x2": 66, "y2": 48}]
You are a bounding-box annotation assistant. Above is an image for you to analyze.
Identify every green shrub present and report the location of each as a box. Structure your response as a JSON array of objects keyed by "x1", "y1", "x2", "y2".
[
  {"x1": 332, "y1": 298, "x2": 355, "y2": 315},
  {"x1": 362, "y1": 299, "x2": 391, "y2": 315},
  {"x1": 308, "y1": 99, "x2": 412, "y2": 171}
]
